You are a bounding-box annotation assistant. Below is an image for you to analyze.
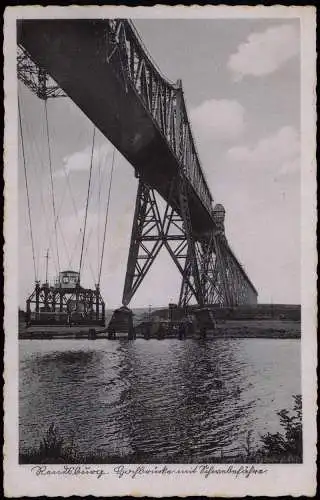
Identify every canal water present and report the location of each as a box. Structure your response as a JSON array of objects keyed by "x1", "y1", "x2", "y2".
[{"x1": 19, "y1": 338, "x2": 300, "y2": 462}]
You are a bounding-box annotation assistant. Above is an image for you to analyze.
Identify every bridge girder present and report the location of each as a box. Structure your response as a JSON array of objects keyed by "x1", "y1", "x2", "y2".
[{"x1": 17, "y1": 18, "x2": 258, "y2": 307}]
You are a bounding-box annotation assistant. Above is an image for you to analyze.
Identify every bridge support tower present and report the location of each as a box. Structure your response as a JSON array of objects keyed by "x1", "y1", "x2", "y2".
[{"x1": 122, "y1": 177, "x2": 257, "y2": 310}]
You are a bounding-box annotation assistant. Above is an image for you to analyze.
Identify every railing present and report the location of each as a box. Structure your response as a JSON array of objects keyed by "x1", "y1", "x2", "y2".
[{"x1": 105, "y1": 19, "x2": 213, "y2": 215}]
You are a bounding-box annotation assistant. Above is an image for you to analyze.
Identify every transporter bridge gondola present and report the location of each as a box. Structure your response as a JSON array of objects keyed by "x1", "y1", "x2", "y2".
[{"x1": 18, "y1": 76, "x2": 116, "y2": 328}]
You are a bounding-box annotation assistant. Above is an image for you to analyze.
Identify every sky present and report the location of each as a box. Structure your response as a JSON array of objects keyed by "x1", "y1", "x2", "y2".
[{"x1": 18, "y1": 18, "x2": 301, "y2": 308}]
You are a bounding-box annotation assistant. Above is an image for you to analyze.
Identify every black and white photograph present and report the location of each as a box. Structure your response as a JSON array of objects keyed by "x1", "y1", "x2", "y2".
[{"x1": 4, "y1": 5, "x2": 317, "y2": 498}]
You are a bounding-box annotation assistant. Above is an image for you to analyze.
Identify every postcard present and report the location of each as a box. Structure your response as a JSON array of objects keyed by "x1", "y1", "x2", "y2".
[{"x1": 3, "y1": 4, "x2": 317, "y2": 497}]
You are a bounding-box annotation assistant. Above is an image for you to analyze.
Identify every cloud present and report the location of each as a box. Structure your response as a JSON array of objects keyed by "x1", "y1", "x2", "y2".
[
  {"x1": 228, "y1": 24, "x2": 299, "y2": 80},
  {"x1": 278, "y1": 157, "x2": 300, "y2": 177},
  {"x1": 227, "y1": 126, "x2": 300, "y2": 176},
  {"x1": 190, "y1": 99, "x2": 246, "y2": 143},
  {"x1": 221, "y1": 126, "x2": 300, "y2": 305},
  {"x1": 54, "y1": 143, "x2": 114, "y2": 179}
]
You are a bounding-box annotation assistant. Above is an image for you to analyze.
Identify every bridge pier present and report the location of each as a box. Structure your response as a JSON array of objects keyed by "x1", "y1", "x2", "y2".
[{"x1": 107, "y1": 306, "x2": 135, "y2": 340}]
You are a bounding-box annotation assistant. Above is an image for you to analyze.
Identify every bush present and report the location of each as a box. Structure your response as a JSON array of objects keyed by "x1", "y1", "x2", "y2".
[
  {"x1": 38, "y1": 423, "x2": 65, "y2": 462},
  {"x1": 259, "y1": 395, "x2": 302, "y2": 462}
]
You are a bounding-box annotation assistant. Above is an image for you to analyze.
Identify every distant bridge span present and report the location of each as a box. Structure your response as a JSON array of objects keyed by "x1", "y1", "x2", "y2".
[{"x1": 17, "y1": 18, "x2": 258, "y2": 307}]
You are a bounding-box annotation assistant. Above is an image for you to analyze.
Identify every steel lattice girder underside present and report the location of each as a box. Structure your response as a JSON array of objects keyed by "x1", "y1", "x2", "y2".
[
  {"x1": 17, "y1": 20, "x2": 215, "y2": 234},
  {"x1": 17, "y1": 19, "x2": 257, "y2": 304}
]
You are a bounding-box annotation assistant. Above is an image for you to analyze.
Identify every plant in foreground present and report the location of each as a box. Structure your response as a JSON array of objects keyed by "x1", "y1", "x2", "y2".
[{"x1": 259, "y1": 394, "x2": 302, "y2": 462}]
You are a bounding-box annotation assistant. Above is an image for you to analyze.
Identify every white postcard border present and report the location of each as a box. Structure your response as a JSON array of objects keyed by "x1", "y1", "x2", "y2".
[{"x1": 3, "y1": 5, "x2": 317, "y2": 497}]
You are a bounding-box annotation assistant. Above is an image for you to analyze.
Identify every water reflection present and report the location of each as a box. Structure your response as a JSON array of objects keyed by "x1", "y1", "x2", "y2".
[{"x1": 19, "y1": 338, "x2": 300, "y2": 462}]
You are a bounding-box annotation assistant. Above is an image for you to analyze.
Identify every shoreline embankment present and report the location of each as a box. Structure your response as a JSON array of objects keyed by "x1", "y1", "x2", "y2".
[{"x1": 19, "y1": 318, "x2": 300, "y2": 340}]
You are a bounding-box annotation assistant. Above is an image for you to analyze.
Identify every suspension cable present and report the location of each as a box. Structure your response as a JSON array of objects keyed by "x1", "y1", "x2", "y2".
[
  {"x1": 43, "y1": 162, "x2": 80, "y2": 273},
  {"x1": 96, "y1": 144, "x2": 110, "y2": 279},
  {"x1": 68, "y1": 230, "x2": 82, "y2": 270},
  {"x1": 43, "y1": 120, "x2": 85, "y2": 273},
  {"x1": 83, "y1": 227, "x2": 96, "y2": 285},
  {"x1": 97, "y1": 143, "x2": 103, "y2": 281},
  {"x1": 18, "y1": 95, "x2": 55, "y2": 278},
  {"x1": 79, "y1": 126, "x2": 96, "y2": 278},
  {"x1": 64, "y1": 166, "x2": 80, "y2": 224},
  {"x1": 56, "y1": 219, "x2": 72, "y2": 269},
  {"x1": 44, "y1": 99, "x2": 61, "y2": 274},
  {"x1": 21, "y1": 97, "x2": 53, "y2": 275},
  {"x1": 18, "y1": 95, "x2": 38, "y2": 282},
  {"x1": 98, "y1": 147, "x2": 116, "y2": 285}
]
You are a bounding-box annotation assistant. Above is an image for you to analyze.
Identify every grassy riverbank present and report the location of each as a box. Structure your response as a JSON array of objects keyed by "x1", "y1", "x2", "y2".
[
  {"x1": 214, "y1": 319, "x2": 300, "y2": 338},
  {"x1": 19, "y1": 396, "x2": 302, "y2": 464}
]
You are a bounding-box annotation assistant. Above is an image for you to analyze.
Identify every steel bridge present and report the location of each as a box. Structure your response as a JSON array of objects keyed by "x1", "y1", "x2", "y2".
[{"x1": 17, "y1": 18, "x2": 258, "y2": 308}]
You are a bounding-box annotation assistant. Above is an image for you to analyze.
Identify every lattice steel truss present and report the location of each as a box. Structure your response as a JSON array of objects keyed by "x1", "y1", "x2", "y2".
[
  {"x1": 105, "y1": 19, "x2": 213, "y2": 216},
  {"x1": 105, "y1": 19, "x2": 257, "y2": 306},
  {"x1": 18, "y1": 19, "x2": 258, "y2": 308},
  {"x1": 123, "y1": 177, "x2": 257, "y2": 308},
  {"x1": 17, "y1": 45, "x2": 66, "y2": 99}
]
